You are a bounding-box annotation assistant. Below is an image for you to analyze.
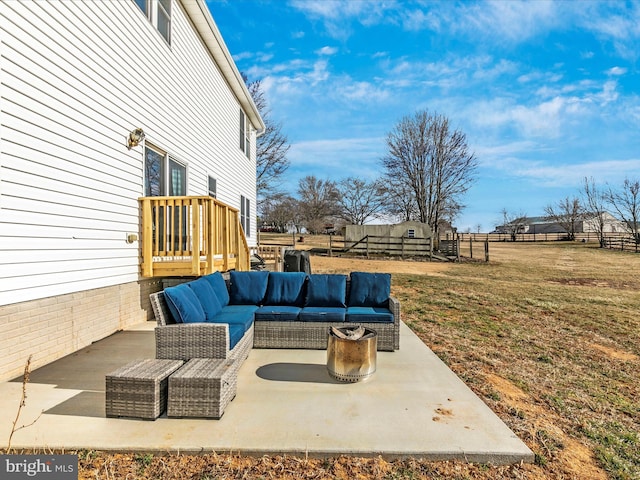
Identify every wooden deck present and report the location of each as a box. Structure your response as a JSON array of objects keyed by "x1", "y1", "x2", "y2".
[{"x1": 139, "y1": 196, "x2": 250, "y2": 277}]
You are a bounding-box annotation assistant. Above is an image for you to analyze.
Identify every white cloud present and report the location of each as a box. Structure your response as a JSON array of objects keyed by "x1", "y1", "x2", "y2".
[
  {"x1": 257, "y1": 53, "x2": 274, "y2": 62},
  {"x1": 606, "y1": 66, "x2": 627, "y2": 76},
  {"x1": 511, "y1": 159, "x2": 640, "y2": 187},
  {"x1": 288, "y1": 137, "x2": 385, "y2": 180},
  {"x1": 316, "y1": 46, "x2": 338, "y2": 56},
  {"x1": 454, "y1": 0, "x2": 561, "y2": 43},
  {"x1": 232, "y1": 51, "x2": 254, "y2": 62},
  {"x1": 289, "y1": 0, "x2": 396, "y2": 39}
]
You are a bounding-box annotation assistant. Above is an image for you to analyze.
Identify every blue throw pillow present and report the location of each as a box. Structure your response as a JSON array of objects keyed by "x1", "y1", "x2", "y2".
[
  {"x1": 202, "y1": 271, "x2": 230, "y2": 307},
  {"x1": 163, "y1": 284, "x2": 206, "y2": 323},
  {"x1": 305, "y1": 274, "x2": 347, "y2": 307},
  {"x1": 187, "y1": 278, "x2": 223, "y2": 322},
  {"x1": 348, "y1": 272, "x2": 391, "y2": 307},
  {"x1": 229, "y1": 270, "x2": 269, "y2": 305},
  {"x1": 264, "y1": 272, "x2": 307, "y2": 306}
]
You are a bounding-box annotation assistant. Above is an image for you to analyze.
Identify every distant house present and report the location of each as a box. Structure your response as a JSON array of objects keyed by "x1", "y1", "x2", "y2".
[
  {"x1": 494, "y1": 213, "x2": 629, "y2": 235},
  {"x1": 0, "y1": 1, "x2": 264, "y2": 381}
]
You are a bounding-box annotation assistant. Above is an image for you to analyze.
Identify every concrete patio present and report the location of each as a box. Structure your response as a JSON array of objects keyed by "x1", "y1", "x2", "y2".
[{"x1": 0, "y1": 321, "x2": 533, "y2": 464}]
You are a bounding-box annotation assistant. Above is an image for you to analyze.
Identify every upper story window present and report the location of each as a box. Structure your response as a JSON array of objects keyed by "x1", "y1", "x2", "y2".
[
  {"x1": 134, "y1": 0, "x2": 171, "y2": 45},
  {"x1": 407, "y1": 229, "x2": 416, "y2": 238},
  {"x1": 239, "y1": 109, "x2": 250, "y2": 159}
]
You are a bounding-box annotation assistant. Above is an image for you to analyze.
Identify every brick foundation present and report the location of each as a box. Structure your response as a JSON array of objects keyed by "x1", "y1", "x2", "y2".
[{"x1": 0, "y1": 279, "x2": 163, "y2": 382}]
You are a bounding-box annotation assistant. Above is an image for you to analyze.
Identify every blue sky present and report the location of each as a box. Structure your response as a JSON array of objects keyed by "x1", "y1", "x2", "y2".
[{"x1": 207, "y1": 0, "x2": 640, "y2": 232}]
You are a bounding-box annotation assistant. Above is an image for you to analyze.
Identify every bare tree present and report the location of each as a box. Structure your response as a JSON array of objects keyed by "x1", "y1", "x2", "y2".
[
  {"x1": 381, "y1": 109, "x2": 477, "y2": 239},
  {"x1": 260, "y1": 194, "x2": 300, "y2": 233},
  {"x1": 297, "y1": 176, "x2": 340, "y2": 234},
  {"x1": 500, "y1": 209, "x2": 528, "y2": 241},
  {"x1": 544, "y1": 196, "x2": 583, "y2": 241},
  {"x1": 382, "y1": 177, "x2": 418, "y2": 222},
  {"x1": 581, "y1": 177, "x2": 608, "y2": 247},
  {"x1": 336, "y1": 177, "x2": 386, "y2": 225},
  {"x1": 245, "y1": 78, "x2": 290, "y2": 209},
  {"x1": 607, "y1": 178, "x2": 640, "y2": 242}
]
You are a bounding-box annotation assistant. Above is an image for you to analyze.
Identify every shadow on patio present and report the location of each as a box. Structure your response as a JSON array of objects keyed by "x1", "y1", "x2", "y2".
[{"x1": 0, "y1": 321, "x2": 533, "y2": 464}]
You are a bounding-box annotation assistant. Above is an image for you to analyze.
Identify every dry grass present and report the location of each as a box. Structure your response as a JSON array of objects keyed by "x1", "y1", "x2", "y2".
[
  {"x1": 312, "y1": 240, "x2": 639, "y2": 479},
  {"x1": 22, "y1": 240, "x2": 640, "y2": 479}
]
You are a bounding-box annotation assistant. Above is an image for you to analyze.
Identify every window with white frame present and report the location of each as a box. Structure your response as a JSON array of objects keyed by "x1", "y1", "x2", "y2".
[
  {"x1": 407, "y1": 229, "x2": 416, "y2": 238},
  {"x1": 208, "y1": 176, "x2": 217, "y2": 198},
  {"x1": 240, "y1": 195, "x2": 250, "y2": 237},
  {"x1": 239, "y1": 109, "x2": 250, "y2": 159},
  {"x1": 133, "y1": 0, "x2": 171, "y2": 44},
  {"x1": 144, "y1": 144, "x2": 186, "y2": 196}
]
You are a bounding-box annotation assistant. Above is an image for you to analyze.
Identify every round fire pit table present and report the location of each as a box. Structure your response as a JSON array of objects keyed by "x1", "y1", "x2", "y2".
[{"x1": 327, "y1": 327, "x2": 377, "y2": 382}]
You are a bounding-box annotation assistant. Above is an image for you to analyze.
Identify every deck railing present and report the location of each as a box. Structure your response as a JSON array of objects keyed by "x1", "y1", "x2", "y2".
[{"x1": 139, "y1": 196, "x2": 250, "y2": 277}]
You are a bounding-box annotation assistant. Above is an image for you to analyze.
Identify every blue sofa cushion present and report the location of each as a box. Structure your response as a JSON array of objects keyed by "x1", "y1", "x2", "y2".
[
  {"x1": 255, "y1": 305, "x2": 301, "y2": 321},
  {"x1": 348, "y1": 272, "x2": 391, "y2": 307},
  {"x1": 299, "y1": 307, "x2": 346, "y2": 322},
  {"x1": 229, "y1": 270, "x2": 269, "y2": 305},
  {"x1": 164, "y1": 284, "x2": 206, "y2": 324},
  {"x1": 221, "y1": 304, "x2": 260, "y2": 315},
  {"x1": 306, "y1": 274, "x2": 347, "y2": 307},
  {"x1": 213, "y1": 305, "x2": 257, "y2": 332},
  {"x1": 202, "y1": 271, "x2": 230, "y2": 307},
  {"x1": 187, "y1": 278, "x2": 222, "y2": 321},
  {"x1": 228, "y1": 323, "x2": 245, "y2": 350},
  {"x1": 264, "y1": 272, "x2": 307, "y2": 306},
  {"x1": 346, "y1": 306, "x2": 393, "y2": 323}
]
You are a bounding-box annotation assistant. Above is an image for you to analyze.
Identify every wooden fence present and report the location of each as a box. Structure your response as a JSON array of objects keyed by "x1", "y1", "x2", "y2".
[
  {"x1": 328, "y1": 234, "x2": 433, "y2": 259},
  {"x1": 255, "y1": 245, "x2": 287, "y2": 271},
  {"x1": 456, "y1": 232, "x2": 632, "y2": 243},
  {"x1": 604, "y1": 236, "x2": 639, "y2": 253}
]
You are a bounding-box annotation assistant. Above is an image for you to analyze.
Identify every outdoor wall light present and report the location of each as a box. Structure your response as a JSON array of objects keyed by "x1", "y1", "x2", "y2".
[{"x1": 127, "y1": 128, "x2": 145, "y2": 149}]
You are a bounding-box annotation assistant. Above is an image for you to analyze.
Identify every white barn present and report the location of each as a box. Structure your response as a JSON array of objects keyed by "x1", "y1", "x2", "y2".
[{"x1": 0, "y1": 0, "x2": 264, "y2": 381}]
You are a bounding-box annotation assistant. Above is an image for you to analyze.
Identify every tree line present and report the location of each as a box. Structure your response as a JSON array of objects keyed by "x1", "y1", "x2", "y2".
[
  {"x1": 501, "y1": 177, "x2": 640, "y2": 247},
  {"x1": 248, "y1": 78, "x2": 477, "y2": 238}
]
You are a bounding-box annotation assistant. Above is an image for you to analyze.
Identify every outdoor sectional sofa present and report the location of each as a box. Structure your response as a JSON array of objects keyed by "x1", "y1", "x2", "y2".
[{"x1": 149, "y1": 271, "x2": 401, "y2": 367}]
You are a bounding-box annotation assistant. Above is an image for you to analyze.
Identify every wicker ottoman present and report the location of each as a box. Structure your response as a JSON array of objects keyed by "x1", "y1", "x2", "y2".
[
  {"x1": 105, "y1": 359, "x2": 184, "y2": 420},
  {"x1": 167, "y1": 358, "x2": 237, "y2": 419}
]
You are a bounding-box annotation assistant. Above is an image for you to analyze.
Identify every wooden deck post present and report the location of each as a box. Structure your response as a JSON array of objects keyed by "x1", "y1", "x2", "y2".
[
  {"x1": 191, "y1": 198, "x2": 200, "y2": 275},
  {"x1": 141, "y1": 198, "x2": 154, "y2": 277}
]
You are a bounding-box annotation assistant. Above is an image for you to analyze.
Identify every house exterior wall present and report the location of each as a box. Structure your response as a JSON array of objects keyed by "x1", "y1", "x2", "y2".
[
  {"x1": 0, "y1": 1, "x2": 260, "y2": 380},
  {"x1": 0, "y1": 0, "x2": 258, "y2": 307},
  {"x1": 581, "y1": 213, "x2": 630, "y2": 234},
  {"x1": 0, "y1": 279, "x2": 161, "y2": 382}
]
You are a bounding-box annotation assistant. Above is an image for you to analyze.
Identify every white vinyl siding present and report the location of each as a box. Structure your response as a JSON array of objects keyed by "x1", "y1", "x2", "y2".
[
  {"x1": 0, "y1": 0, "x2": 257, "y2": 306},
  {"x1": 133, "y1": 0, "x2": 171, "y2": 44}
]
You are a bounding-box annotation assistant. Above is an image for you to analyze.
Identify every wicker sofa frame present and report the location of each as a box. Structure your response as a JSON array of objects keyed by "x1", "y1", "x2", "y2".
[
  {"x1": 150, "y1": 275, "x2": 401, "y2": 367},
  {"x1": 150, "y1": 291, "x2": 254, "y2": 364},
  {"x1": 253, "y1": 277, "x2": 400, "y2": 351}
]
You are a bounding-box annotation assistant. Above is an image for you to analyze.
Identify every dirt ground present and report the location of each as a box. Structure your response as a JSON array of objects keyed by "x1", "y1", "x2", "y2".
[{"x1": 310, "y1": 255, "x2": 453, "y2": 275}]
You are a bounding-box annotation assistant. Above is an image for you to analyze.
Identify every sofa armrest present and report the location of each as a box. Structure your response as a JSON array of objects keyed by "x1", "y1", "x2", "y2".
[
  {"x1": 150, "y1": 291, "x2": 174, "y2": 326},
  {"x1": 388, "y1": 296, "x2": 401, "y2": 350},
  {"x1": 388, "y1": 296, "x2": 401, "y2": 322},
  {"x1": 155, "y1": 323, "x2": 231, "y2": 360}
]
